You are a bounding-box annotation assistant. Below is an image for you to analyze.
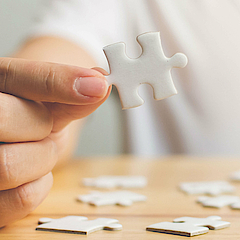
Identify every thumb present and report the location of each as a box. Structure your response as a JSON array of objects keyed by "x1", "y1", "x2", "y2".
[{"x1": 0, "y1": 57, "x2": 108, "y2": 104}]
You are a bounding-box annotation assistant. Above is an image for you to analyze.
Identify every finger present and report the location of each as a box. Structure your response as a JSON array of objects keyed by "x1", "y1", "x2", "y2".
[
  {"x1": 0, "y1": 93, "x2": 52, "y2": 142},
  {"x1": 92, "y1": 67, "x2": 109, "y2": 75},
  {"x1": 0, "y1": 172, "x2": 53, "y2": 228},
  {"x1": 44, "y1": 85, "x2": 112, "y2": 132},
  {"x1": 0, "y1": 58, "x2": 108, "y2": 104},
  {"x1": 0, "y1": 138, "x2": 57, "y2": 191}
]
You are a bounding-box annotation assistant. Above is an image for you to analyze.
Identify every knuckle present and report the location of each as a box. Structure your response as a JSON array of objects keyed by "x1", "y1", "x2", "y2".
[
  {"x1": 42, "y1": 66, "x2": 56, "y2": 96},
  {"x1": 29, "y1": 102, "x2": 53, "y2": 139},
  {"x1": 0, "y1": 58, "x2": 13, "y2": 93},
  {"x1": 45, "y1": 138, "x2": 58, "y2": 168},
  {"x1": 0, "y1": 145, "x2": 16, "y2": 190},
  {"x1": 30, "y1": 63, "x2": 57, "y2": 98},
  {"x1": 39, "y1": 105, "x2": 53, "y2": 137},
  {"x1": 0, "y1": 94, "x2": 53, "y2": 141},
  {"x1": 0, "y1": 94, "x2": 12, "y2": 133},
  {"x1": 15, "y1": 183, "x2": 36, "y2": 212},
  {"x1": 48, "y1": 137, "x2": 58, "y2": 155}
]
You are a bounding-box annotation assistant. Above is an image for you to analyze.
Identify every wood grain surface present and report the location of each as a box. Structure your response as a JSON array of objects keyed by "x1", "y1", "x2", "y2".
[{"x1": 1, "y1": 155, "x2": 240, "y2": 239}]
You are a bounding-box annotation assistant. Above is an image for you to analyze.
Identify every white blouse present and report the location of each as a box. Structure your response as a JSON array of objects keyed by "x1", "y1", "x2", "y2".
[{"x1": 30, "y1": 0, "x2": 240, "y2": 156}]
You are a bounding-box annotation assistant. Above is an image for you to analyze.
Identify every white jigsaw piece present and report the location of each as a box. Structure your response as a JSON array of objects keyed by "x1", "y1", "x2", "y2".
[
  {"x1": 179, "y1": 181, "x2": 235, "y2": 195},
  {"x1": 82, "y1": 175, "x2": 147, "y2": 189},
  {"x1": 103, "y1": 32, "x2": 188, "y2": 109},
  {"x1": 77, "y1": 190, "x2": 147, "y2": 206},
  {"x1": 197, "y1": 195, "x2": 240, "y2": 208},
  {"x1": 146, "y1": 216, "x2": 230, "y2": 237},
  {"x1": 36, "y1": 216, "x2": 122, "y2": 235},
  {"x1": 230, "y1": 201, "x2": 240, "y2": 209},
  {"x1": 230, "y1": 170, "x2": 240, "y2": 181}
]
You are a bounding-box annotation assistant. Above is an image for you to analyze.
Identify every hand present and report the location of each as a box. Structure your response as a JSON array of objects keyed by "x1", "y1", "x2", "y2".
[{"x1": 0, "y1": 58, "x2": 110, "y2": 227}]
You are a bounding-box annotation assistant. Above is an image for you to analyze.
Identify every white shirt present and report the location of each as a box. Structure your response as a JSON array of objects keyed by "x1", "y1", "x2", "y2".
[{"x1": 30, "y1": 0, "x2": 240, "y2": 156}]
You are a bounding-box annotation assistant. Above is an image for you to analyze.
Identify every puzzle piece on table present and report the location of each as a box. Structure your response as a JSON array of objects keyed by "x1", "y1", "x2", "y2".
[
  {"x1": 82, "y1": 175, "x2": 147, "y2": 188},
  {"x1": 197, "y1": 195, "x2": 240, "y2": 208},
  {"x1": 230, "y1": 170, "x2": 240, "y2": 181},
  {"x1": 179, "y1": 181, "x2": 235, "y2": 195},
  {"x1": 36, "y1": 216, "x2": 122, "y2": 235},
  {"x1": 146, "y1": 216, "x2": 230, "y2": 237},
  {"x1": 103, "y1": 32, "x2": 188, "y2": 109},
  {"x1": 77, "y1": 190, "x2": 147, "y2": 206},
  {"x1": 230, "y1": 201, "x2": 240, "y2": 209}
]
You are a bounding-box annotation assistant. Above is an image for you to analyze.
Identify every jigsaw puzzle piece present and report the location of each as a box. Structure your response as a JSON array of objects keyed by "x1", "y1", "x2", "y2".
[
  {"x1": 146, "y1": 216, "x2": 230, "y2": 237},
  {"x1": 230, "y1": 170, "x2": 240, "y2": 181},
  {"x1": 77, "y1": 190, "x2": 147, "y2": 206},
  {"x1": 179, "y1": 181, "x2": 235, "y2": 195},
  {"x1": 230, "y1": 201, "x2": 240, "y2": 209},
  {"x1": 82, "y1": 175, "x2": 147, "y2": 188},
  {"x1": 103, "y1": 32, "x2": 188, "y2": 109},
  {"x1": 197, "y1": 195, "x2": 240, "y2": 208},
  {"x1": 36, "y1": 216, "x2": 122, "y2": 235},
  {"x1": 103, "y1": 42, "x2": 144, "y2": 109},
  {"x1": 173, "y1": 216, "x2": 230, "y2": 230},
  {"x1": 146, "y1": 221, "x2": 209, "y2": 237}
]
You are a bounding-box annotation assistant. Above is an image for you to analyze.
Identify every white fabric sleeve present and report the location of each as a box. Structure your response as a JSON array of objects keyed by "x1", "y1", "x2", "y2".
[{"x1": 28, "y1": 0, "x2": 137, "y2": 67}]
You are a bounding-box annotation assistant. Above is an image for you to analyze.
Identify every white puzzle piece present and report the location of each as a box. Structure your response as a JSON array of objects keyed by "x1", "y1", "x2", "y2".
[
  {"x1": 77, "y1": 190, "x2": 147, "y2": 206},
  {"x1": 82, "y1": 175, "x2": 147, "y2": 189},
  {"x1": 173, "y1": 216, "x2": 230, "y2": 230},
  {"x1": 147, "y1": 222, "x2": 209, "y2": 237},
  {"x1": 146, "y1": 216, "x2": 230, "y2": 237},
  {"x1": 103, "y1": 32, "x2": 188, "y2": 109},
  {"x1": 230, "y1": 201, "x2": 240, "y2": 209},
  {"x1": 230, "y1": 170, "x2": 240, "y2": 181},
  {"x1": 179, "y1": 181, "x2": 235, "y2": 195},
  {"x1": 36, "y1": 216, "x2": 122, "y2": 235},
  {"x1": 197, "y1": 195, "x2": 240, "y2": 208}
]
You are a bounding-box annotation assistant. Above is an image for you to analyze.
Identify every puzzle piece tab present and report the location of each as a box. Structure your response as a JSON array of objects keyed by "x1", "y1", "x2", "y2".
[
  {"x1": 146, "y1": 216, "x2": 230, "y2": 237},
  {"x1": 179, "y1": 181, "x2": 235, "y2": 195},
  {"x1": 77, "y1": 190, "x2": 147, "y2": 206},
  {"x1": 82, "y1": 175, "x2": 147, "y2": 188},
  {"x1": 103, "y1": 32, "x2": 188, "y2": 109},
  {"x1": 36, "y1": 216, "x2": 122, "y2": 235}
]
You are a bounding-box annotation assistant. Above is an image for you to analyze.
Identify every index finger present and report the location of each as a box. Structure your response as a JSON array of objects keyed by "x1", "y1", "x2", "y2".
[{"x1": 0, "y1": 58, "x2": 108, "y2": 104}]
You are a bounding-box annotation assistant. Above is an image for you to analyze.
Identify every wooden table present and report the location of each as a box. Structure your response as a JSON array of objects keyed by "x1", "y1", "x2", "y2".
[{"x1": 1, "y1": 155, "x2": 240, "y2": 239}]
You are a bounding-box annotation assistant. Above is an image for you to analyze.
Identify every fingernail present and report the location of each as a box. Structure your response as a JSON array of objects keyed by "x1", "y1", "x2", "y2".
[{"x1": 74, "y1": 77, "x2": 108, "y2": 97}]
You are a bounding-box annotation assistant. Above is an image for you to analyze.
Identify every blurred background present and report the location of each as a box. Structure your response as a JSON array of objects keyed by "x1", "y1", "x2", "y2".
[{"x1": 0, "y1": 0, "x2": 124, "y2": 156}]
